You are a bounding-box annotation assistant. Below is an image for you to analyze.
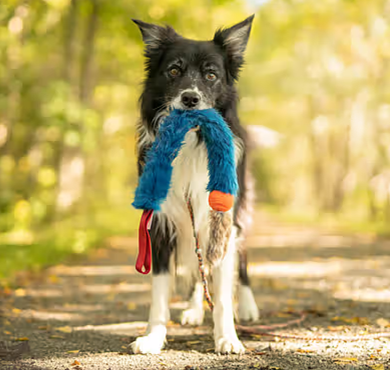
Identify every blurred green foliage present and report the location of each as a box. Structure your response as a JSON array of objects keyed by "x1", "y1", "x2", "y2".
[{"x1": 0, "y1": 0, "x2": 390, "y2": 282}]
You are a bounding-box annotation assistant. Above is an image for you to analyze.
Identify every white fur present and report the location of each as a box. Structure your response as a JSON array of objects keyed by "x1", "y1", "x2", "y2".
[
  {"x1": 130, "y1": 274, "x2": 171, "y2": 354},
  {"x1": 213, "y1": 226, "x2": 245, "y2": 354},
  {"x1": 161, "y1": 131, "x2": 210, "y2": 286},
  {"x1": 238, "y1": 285, "x2": 259, "y2": 322},
  {"x1": 137, "y1": 123, "x2": 155, "y2": 152},
  {"x1": 181, "y1": 282, "x2": 204, "y2": 326},
  {"x1": 171, "y1": 87, "x2": 212, "y2": 110}
]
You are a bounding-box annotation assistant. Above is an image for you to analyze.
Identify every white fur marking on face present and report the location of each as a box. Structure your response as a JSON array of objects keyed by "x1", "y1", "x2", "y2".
[
  {"x1": 171, "y1": 88, "x2": 212, "y2": 110},
  {"x1": 212, "y1": 226, "x2": 245, "y2": 354},
  {"x1": 238, "y1": 285, "x2": 259, "y2": 322},
  {"x1": 181, "y1": 282, "x2": 205, "y2": 326},
  {"x1": 130, "y1": 273, "x2": 171, "y2": 354}
]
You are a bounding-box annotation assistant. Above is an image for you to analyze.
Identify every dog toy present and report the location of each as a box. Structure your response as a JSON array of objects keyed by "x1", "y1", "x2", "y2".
[{"x1": 133, "y1": 108, "x2": 238, "y2": 274}]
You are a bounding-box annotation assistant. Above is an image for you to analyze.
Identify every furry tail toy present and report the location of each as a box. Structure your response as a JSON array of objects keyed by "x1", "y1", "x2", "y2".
[{"x1": 133, "y1": 109, "x2": 238, "y2": 274}]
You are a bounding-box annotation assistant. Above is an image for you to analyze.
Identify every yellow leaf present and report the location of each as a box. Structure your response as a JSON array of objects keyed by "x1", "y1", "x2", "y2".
[
  {"x1": 3, "y1": 331, "x2": 11, "y2": 335},
  {"x1": 48, "y1": 275, "x2": 60, "y2": 284},
  {"x1": 107, "y1": 292, "x2": 116, "y2": 301},
  {"x1": 251, "y1": 334, "x2": 264, "y2": 340},
  {"x1": 334, "y1": 357, "x2": 358, "y2": 363},
  {"x1": 186, "y1": 340, "x2": 201, "y2": 345},
  {"x1": 15, "y1": 337, "x2": 29, "y2": 341},
  {"x1": 67, "y1": 350, "x2": 80, "y2": 354},
  {"x1": 371, "y1": 365, "x2": 385, "y2": 370},
  {"x1": 276, "y1": 312, "x2": 293, "y2": 318},
  {"x1": 297, "y1": 349, "x2": 314, "y2": 353},
  {"x1": 127, "y1": 302, "x2": 137, "y2": 310},
  {"x1": 12, "y1": 308, "x2": 21, "y2": 315},
  {"x1": 376, "y1": 318, "x2": 390, "y2": 327},
  {"x1": 2, "y1": 287, "x2": 12, "y2": 295},
  {"x1": 351, "y1": 317, "x2": 370, "y2": 325},
  {"x1": 71, "y1": 360, "x2": 81, "y2": 366},
  {"x1": 332, "y1": 316, "x2": 369, "y2": 325},
  {"x1": 50, "y1": 335, "x2": 65, "y2": 339},
  {"x1": 55, "y1": 326, "x2": 72, "y2": 333},
  {"x1": 328, "y1": 325, "x2": 345, "y2": 331},
  {"x1": 14, "y1": 289, "x2": 26, "y2": 297}
]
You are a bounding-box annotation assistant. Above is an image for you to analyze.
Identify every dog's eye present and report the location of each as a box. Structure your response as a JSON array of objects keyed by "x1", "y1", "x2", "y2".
[
  {"x1": 205, "y1": 72, "x2": 217, "y2": 81},
  {"x1": 169, "y1": 67, "x2": 180, "y2": 77}
]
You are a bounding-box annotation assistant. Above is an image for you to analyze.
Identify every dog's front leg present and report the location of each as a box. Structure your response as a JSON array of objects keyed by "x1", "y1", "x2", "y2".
[
  {"x1": 131, "y1": 273, "x2": 171, "y2": 354},
  {"x1": 213, "y1": 226, "x2": 245, "y2": 354},
  {"x1": 131, "y1": 215, "x2": 174, "y2": 354}
]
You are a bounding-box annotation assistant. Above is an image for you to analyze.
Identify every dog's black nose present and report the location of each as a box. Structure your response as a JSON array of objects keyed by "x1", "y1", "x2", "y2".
[{"x1": 181, "y1": 91, "x2": 200, "y2": 108}]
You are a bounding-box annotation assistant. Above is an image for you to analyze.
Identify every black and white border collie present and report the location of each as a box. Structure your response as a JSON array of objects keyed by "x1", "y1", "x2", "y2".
[{"x1": 131, "y1": 15, "x2": 259, "y2": 354}]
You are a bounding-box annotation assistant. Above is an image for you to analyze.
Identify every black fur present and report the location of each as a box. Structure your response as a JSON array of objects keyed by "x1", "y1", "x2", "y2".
[
  {"x1": 150, "y1": 215, "x2": 177, "y2": 274},
  {"x1": 133, "y1": 16, "x2": 254, "y2": 276},
  {"x1": 238, "y1": 249, "x2": 250, "y2": 286}
]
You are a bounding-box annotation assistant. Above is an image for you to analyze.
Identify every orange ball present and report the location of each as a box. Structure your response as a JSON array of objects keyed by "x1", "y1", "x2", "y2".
[{"x1": 208, "y1": 190, "x2": 234, "y2": 212}]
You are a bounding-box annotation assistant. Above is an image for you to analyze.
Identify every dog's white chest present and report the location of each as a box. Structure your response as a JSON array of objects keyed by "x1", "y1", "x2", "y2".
[{"x1": 160, "y1": 131, "x2": 209, "y2": 226}]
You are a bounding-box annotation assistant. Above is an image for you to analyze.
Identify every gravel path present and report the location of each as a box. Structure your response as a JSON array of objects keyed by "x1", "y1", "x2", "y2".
[{"x1": 1, "y1": 213, "x2": 390, "y2": 369}]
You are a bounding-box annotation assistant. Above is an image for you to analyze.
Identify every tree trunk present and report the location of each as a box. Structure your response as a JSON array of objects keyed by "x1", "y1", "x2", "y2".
[
  {"x1": 79, "y1": 0, "x2": 99, "y2": 105},
  {"x1": 56, "y1": 0, "x2": 99, "y2": 214},
  {"x1": 47, "y1": 0, "x2": 79, "y2": 220}
]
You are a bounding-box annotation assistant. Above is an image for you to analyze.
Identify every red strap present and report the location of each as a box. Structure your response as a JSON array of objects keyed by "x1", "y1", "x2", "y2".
[{"x1": 136, "y1": 209, "x2": 154, "y2": 274}]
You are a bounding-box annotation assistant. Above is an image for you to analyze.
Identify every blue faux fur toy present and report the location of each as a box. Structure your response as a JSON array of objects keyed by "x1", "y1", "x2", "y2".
[{"x1": 132, "y1": 109, "x2": 238, "y2": 212}]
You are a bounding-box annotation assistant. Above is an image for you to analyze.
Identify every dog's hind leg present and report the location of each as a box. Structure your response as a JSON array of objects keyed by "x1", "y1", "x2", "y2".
[
  {"x1": 213, "y1": 225, "x2": 245, "y2": 354},
  {"x1": 181, "y1": 281, "x2": 204, "y2": 326},
  {"x1": 130, "y1": 214, "x2": 175, "y2": 354},
  {"x1": 234, "y1": 163, "x2": 259, "y2": 322},
  {"x1": 238, "y1": 249, "x2": 259, "y2": 321}
]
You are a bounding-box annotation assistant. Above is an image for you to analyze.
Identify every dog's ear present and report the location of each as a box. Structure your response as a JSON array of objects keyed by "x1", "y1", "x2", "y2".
[
  {"x1": 213, "y1": 15, "x2": 255, "y2": 80},
  {"x1": 132, "y1": 19, "x2": 179, "y2": 48}
]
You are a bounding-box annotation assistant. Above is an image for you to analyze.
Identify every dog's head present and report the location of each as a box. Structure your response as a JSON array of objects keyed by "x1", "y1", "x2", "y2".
[{"x1": 133, "y1": 16, "x2": 254, "y2": 127}]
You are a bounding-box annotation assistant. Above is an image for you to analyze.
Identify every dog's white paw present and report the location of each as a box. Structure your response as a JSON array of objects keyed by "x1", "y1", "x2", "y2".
[
  {"x1": 181, "y1": 307, "x2": 204, "y2": 326},
  {"x1": 215, "y1": 336, "x2": 245, "y2": 354},
  {"x1": 130, "y1": 334, "x2": 165, "y2": 354},
  {"x1": 238, "y1": 285, "x2": 259, "y2": 322}
]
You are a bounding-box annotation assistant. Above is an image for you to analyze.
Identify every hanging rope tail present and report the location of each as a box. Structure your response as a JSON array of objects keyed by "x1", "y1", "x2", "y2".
[
  {"x1": 186, "y1": 195, "x2": 214, "y2": 311},
  {"x1": 136, "y1": 209, "x2": 154, "y2": 275}
]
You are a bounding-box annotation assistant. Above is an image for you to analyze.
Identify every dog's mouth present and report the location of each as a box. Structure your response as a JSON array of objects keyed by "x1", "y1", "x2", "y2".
[{"x1": 152, "y1": 90, "x2": 213, "y2": 128}]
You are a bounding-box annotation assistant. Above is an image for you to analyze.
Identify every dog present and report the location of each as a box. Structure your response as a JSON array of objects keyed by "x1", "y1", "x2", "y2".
[{"x1": 130, "y1": 15, "x2": 259, "y2": 354}]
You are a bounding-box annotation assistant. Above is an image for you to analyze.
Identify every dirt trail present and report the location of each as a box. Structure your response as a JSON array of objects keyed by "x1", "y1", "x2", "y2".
[{"x1": 1, "y1": 212, "x2": 390, "y2": 369}]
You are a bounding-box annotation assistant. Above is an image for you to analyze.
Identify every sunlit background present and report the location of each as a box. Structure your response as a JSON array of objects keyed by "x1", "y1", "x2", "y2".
[{"x1": 1, "y1": 0, "x2": 390, "y2": 282}]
